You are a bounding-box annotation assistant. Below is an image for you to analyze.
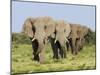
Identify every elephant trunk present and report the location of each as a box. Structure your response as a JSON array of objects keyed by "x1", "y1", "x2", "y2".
[
  {"x1": 34, "y1": 36, "x2": 45, "y2": 55},
  {"x1": 71, "y1": 38, "x2": 77, "y2": 55},
  {"x1": 38, "y1": 40, "x2": 45, "y2": 63},
  {"x1": 59, "y1": 40, "x2": 67, "y2": 58},
  {"x1": 32, "y1": 33, "x2": 45, "y2": 63},
  {"x1": 32, "y1": 37, "x2": 36, "y2": 41}
]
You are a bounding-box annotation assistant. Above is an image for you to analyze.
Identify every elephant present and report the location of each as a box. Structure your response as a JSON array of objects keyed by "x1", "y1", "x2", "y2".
[
  {"x1": 53, "y1": 20, "x2": 71, "y2": 59},
  {"x1": 23, "y1": 16, "x2": 56, "y2": 63},
  {"x1": 76, "y1": 26, "x2": 88, "y2": 51},
  {"x1": 23, "y1": 17, "x2": 72, "y2": 61},
  {"x1": 68, "y1": 23, "x2": 92, "y2": 55}
]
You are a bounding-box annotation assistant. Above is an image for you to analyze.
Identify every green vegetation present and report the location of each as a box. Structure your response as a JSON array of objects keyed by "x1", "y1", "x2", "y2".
[
  {"x1": 12, "y1": 31, "x2": 96, "y2": 45},
  {"x1": 12, "y1": 44, "x2": 96, "y2": 74},
  {"x1": 12, "y1": 33, "x2": 31, "y2": 45},
  {"x1": 85, "y1": 31, "x2": 96, "y2": 45},
  {"x1": 12, "y1": 32, "x2": 96, "y2": 74}
]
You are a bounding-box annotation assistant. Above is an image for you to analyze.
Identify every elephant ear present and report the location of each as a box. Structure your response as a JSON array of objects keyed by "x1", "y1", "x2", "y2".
[
  {"x1": 65, "y1": 23, "x2": 71, "y2": 38},
  {"x1": 22, "y1": 18, "x2": 35, "y2": 38},
  {"x1": 67, "y1": 23, "x2": 73, "y2": 39},
  {"x1": 84, "y1": 27, "x2": 93, "y2": 38},
  {"x1": 81, "y1": 26, "x2": 90, "y2": 37},
  {"x1": 77, "y1": 25, "x2": 91, "y2": 38}
]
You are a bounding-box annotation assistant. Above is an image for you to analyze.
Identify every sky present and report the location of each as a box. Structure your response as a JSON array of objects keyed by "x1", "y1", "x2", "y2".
[{"x1": 12, "y1": 1, "x2": 96, "y2": 32}]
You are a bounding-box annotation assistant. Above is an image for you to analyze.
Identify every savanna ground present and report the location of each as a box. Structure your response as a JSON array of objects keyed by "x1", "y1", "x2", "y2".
[{"x1": 12, "y1": 43, "x2": 96, "y2": 75}]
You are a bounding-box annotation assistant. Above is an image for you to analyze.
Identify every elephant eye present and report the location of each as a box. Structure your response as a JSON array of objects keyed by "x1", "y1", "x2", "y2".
[
  {"x1": 64, "y1": 29, "x2": 66, "y2": 32},
  {"x1": 44, "y1": 25, "x2": 47, "y2": 29}
]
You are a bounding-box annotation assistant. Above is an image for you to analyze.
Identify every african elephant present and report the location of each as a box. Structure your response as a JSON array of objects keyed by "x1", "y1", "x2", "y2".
[
  {"x1": 76, "y1": 26, "x2": 92, "y2": 51},
  {"x1": 23, "y1": 17, "x2": 56, "y2": 63},
  {"x1": 54, "y1": 20, "x2": 71, "y2": 59},
  {"x1": 68, "y1": 23, "x2": 91, "y2": 55}
]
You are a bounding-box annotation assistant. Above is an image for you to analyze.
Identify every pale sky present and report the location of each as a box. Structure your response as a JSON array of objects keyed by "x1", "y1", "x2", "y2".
[{"x1": 12, "y1": 1, "x2": 96, "y2": 32}]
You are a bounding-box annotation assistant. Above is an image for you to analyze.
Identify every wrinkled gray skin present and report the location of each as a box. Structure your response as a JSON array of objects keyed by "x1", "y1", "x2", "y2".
[
  {"x1": 68, "y1": 24, "x2": 90, "y2": 55},
  {"x1": 54, "y1": 20, "x2": 71, "y2": 58},
  {"x1": 23, "y1": 17, "x2": 56, "y2": 63},
  {"x1": 23, "y1": 17, "x2": 71, "y2": 62}
]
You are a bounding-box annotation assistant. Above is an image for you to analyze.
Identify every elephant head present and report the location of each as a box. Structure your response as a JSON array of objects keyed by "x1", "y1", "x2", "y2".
[
  {"x1": 68, "y1": 24, "x2": 82, "y2": 55},
  {"x1": 54, "y1": 20, "x2": 71, "y2": 58},
  {"x1": 68, "y1": 23, "x2": 92, "y2": 55},
  {"x1": 77, "y1": 26, "x2": 92, "y2": 51},
  {"x1": 23, "y1": 17, "x2": 56, "y2": 63}
]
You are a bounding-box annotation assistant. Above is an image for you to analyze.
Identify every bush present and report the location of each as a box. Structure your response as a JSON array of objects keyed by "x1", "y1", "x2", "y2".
[
  {"x1": 12, "y1": 32, "x2": 31, "y2": 44},
  {"x1": 85, "y1": 31, "x2": 96, "y2": 45}
]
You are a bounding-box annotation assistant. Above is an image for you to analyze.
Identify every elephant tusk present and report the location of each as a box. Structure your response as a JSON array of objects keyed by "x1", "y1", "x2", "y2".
[
  {"x1": 54, "y1": 39, "x2": 57, "y2": 43},
  {"x1": 65, "y1": 38, "x2": 69, "y2": 43},
  {"x1": 32, "y1": 37, "x2": 36, "y2": 41}
]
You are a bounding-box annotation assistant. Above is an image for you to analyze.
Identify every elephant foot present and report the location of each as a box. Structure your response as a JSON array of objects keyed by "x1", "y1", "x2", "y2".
[
  {"x1": 40, "y1": 60, "x2": 44, "y2": 64},
  {"x1": 72, "y1": 51, "x2": 78, "y2": 55},
  {"x1": 64, "y1": 55, "x2": 67, "y2": 58},
  {"x1": 39, "y1": 53, "x2": 45, "y2": 64},
  {"x1": 71, "y1": 50, "x2": 74, "y2": 54},
  {"x1": 64, "y1": 51, "x2": 67, "y2": 58},
  {"x1": 33, "y1": 55, "x2": 39, "y2": 61},
  {"x1": 53, "y1": 55, "x2": 56, "y2": 59},
  {"x1": 39, "y1": 58, "x2": 44, "y2": 64},
  {"x1": 75, "y1": 52, "x2": 78, "y2": 55},
  {"x1": 53, "y1": 56, "x2": 59, "y2": 60},
  {"x1": 53, "y1": 52, "x2": 59, "y2": 59},
  {"x1": 79, "y1": 46, "x2": 83, "y2": 51}
]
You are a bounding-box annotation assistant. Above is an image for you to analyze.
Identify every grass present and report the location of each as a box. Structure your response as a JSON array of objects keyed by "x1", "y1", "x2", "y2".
[{"x1": 12, "y1": 43, "x2": 96, "y2": 74}]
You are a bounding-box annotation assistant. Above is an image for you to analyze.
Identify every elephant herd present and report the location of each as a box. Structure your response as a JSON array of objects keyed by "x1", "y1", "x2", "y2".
[{"x1": 23, "y1": 16, "x2": 92, "y2": 63}]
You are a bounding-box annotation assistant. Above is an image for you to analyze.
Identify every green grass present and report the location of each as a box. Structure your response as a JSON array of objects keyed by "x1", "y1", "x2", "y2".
[{"x1": 12, "y1": 44, "x2": 96, "y2": 74}]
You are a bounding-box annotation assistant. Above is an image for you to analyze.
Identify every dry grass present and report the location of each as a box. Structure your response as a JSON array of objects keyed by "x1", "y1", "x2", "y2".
[{"x1": 12, "y1": 44, "x2": 96, "y2": 74}]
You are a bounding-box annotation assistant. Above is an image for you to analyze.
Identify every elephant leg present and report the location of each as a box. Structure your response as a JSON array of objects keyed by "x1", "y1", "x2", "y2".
[
  {"x1": 59, "y1": 42, "x2": 67, "y2": 58},
  {"x1": 79, "y1": 38, "x2": 85, "y2": 51},
  {"x1": 59, "y1": 47, "x2": 66, "y2": 58},
  {"x1": 32, "y1": 40, "x2": 39, "y2": 61},
  {"x1": 32, "y1": 39, "x2": 45, "y2": 63},
  {"x1": 69, "y1": 38, "x2": 74, "y2": 54},
  {"x1": 33, "y1": 53, "x2": 39, "y2": 61},
  {"x1": 55, "y1": 41, "x2": 66, "y2": 59},
  {"x1": 55, "y1": 42, "x2": 60, "y2": 59},
  {"x1": 75, "y1": 39, "x2": 80, "y2": 54},
  {"x1": 63, "y1": 47, "x2": 67, "y2": 58},
  {"x1": 66, "y1": 42, "x2": 69, "y2": 51},
  {"x1": 59, "y1": 48, "x2": 64, "y2": 58},
  {"x1": 71, "y1": 38, "x2": 77, "y2": 55},
  {"x1": 64, "y1": 46, "x2": 67, "y2": 58},
  {"x1": 50, "y1": 38, "x2": 59, "y2": 59}
]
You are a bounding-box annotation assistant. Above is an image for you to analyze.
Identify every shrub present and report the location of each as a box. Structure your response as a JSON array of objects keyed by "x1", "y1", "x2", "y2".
[
  {"x1": 12, "y1": 32, "x2": 31, "y2": 44},
  {"x1": 85, "y1": 31, "x2": 96, "y2": 45}
]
